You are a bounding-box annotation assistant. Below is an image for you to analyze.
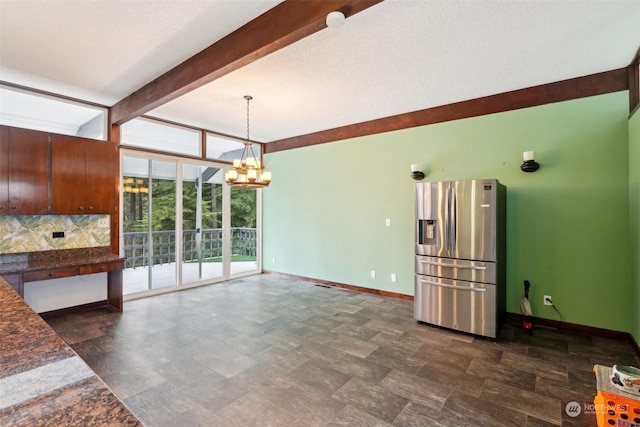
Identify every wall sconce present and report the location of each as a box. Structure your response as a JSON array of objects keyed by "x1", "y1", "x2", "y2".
[
  {"x1": 520, "y1": 151, "x2": 540, "y2": 172},
  {"x1": 410, "y1": 164, "x2": 425, "y2": 180}
]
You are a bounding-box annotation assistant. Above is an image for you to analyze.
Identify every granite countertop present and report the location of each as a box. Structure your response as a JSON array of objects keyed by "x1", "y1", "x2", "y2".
[
  {"x1": 0, "y1": 247, "x2": 125, "y2": 275},
  {"x1": 0, "y1": 279, "x2": 142, "y2": 426}
]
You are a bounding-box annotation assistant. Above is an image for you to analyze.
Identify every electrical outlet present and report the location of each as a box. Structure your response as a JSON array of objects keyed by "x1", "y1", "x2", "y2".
[
  {"x1": 97, "y1": 217, "x2": 109, "y2": 228},
  {"x1": 370, "y1": 270, "x2": 376, "y2": 279},
  {"x1": 390, "y1": 273, "x2": 397, "y2": 282},
  {"x1": 544, "y1": 295, "x2": 553, "y2": 306}
]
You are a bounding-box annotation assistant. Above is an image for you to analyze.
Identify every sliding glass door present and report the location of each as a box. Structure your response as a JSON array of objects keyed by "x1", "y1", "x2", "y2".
[
  {"x1": 181, "y1": 163, "x2": 226, "y2": 285},
  {"x1": 230, "y1": 187, "x2": 259, "y2": 275},
  {"x1": 122, "y1": 157, "x2": 177, "y2": 294},
  {"x1": 121, "y1": 152, "x2": 259, "y2": 297}
]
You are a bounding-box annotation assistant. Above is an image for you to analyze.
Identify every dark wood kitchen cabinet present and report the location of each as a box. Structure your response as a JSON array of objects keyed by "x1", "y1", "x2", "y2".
[
  {"x1": 85, "y1": 140, "x2": 118, "y2": 214},
  {"x1": 51, "y1": 135, "x2": 117, "y2": 214},
  {"x1": 0, "y1": 126, "x2": 50, "y2": 215}
]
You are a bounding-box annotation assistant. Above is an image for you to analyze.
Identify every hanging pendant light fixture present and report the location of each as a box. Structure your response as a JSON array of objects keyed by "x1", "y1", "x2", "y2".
[{"x1": 224, "y1": 95, "x2": 271, "y2": 188}]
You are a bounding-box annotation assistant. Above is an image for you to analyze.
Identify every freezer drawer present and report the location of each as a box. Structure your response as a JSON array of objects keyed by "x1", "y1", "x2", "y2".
[
  {"x1": 414, "y1": 275, "x2": 497, "y2": 338},
  {"x1": 415, "y1": 255, "x2": 496, "y2": 284}
]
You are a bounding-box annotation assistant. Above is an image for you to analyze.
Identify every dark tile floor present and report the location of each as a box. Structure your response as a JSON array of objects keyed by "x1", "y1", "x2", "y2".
[{"x1": 46, "y1": 275, "x2": 638, "y2": 427}]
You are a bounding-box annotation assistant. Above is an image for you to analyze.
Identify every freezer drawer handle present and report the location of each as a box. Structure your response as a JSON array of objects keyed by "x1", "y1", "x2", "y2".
[
  {"x1": 418, "y1": 279, "x2": 487, "y2": 292},
  {"x1": 419, "y1": 260, "x2": 487, "y2": 271}
]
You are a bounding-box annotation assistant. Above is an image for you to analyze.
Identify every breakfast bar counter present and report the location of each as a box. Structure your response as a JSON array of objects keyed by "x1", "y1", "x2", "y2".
[{"x1": 0, "y1": 278, "x2": 142, "y2": 426}]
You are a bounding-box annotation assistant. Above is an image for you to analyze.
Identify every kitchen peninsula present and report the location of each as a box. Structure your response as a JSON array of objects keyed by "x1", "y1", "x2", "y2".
[{"x1": 0, "y1": 278, "x2": 141, "y2": 425}]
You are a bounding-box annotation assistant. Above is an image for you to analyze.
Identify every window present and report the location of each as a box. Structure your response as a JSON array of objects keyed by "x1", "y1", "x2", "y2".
[
  {"x1": 206, "y1": 133, "x2": 245, "y2": 161},
  {"x1": 0, "y1": 84, "x2": 107, "y2": 140},
  {"x1": 121, "y1": 117, "x2": 201, "y2": 156}
]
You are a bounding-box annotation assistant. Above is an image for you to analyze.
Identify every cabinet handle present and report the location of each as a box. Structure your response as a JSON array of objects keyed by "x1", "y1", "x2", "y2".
[
  {"x1": 11, "y1": 206, "x2": 17, "y2": 210},
  {"x1": 78, "y1": 206, "x2": 84, "y2": 210},
  {"x1": 88, "y1": 206, "x2": 94, "y2": 210}
]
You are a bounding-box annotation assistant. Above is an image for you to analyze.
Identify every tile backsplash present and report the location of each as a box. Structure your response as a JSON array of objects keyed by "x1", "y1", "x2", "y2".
[{"x1": 0, "y1": 215, "x2": 110, "y2": 254}]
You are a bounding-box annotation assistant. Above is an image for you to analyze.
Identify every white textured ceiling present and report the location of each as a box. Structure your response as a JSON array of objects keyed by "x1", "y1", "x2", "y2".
[{"x1": 1, "y1": 0, "x2": 640, "y2": 143}]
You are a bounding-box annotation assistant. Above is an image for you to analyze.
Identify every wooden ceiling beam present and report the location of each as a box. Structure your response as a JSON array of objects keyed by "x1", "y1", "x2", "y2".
[
  {"x1": 111, "y1": 0, "x2": 383, "y2": 125},
  {"x1": 265, "y1": 68, "x2": 628, "y2": 153}
]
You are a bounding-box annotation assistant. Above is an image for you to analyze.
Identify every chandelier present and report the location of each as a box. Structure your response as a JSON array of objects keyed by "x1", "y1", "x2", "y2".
[{"x1": 224, "y1": 95, "x2": 272, "y2": 188}]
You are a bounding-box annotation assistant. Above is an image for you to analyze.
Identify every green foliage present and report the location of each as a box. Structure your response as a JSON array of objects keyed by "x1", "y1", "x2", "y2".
[
  {"x1": 152, "y1": 180, "x2": 177, "y2": 231},
  {"x1": 230, "y1": 187, "x2": 257, "y2": 228},
  {"x1": 182, "y1": 181, "x2": 222, "y2": 230},
  {"x1": 122, "y1": 177, "x2": 257, "y2": 232}
]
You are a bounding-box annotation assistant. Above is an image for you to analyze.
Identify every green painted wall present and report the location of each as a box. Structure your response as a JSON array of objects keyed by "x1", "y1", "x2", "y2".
[
  {"x1": 630, "y1": 108, "x2": 640, "y2": 343},
  {"x1": 263, "y1": 91, "x2": 631, "y2": 333}
]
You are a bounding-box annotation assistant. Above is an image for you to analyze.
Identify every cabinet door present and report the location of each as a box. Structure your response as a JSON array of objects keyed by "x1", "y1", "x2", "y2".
[
  {"x1": 51, "y1": 134, "x2": 87, "y2": 214},
  {"x1": 86, "y1": 140, "x2": 117, "y2": 214},
  {"x1": 51, "y1": 135, "x2": 118, "y2": 214},
  {"x1": 0, "y1": 126, "x2": 8, "y2": 214},
  {"x1": 8, "y1": 127, "x2": 50, "y2": 215}
]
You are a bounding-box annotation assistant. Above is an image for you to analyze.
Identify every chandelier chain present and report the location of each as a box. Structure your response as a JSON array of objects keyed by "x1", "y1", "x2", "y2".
[{"x1": 245, "y1": 95, "x2": 252, "y2": 141}]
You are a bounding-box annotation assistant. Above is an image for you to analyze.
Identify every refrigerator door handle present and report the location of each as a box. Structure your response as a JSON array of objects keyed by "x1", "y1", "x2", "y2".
[
  {"x1": 419, "y1": 260, "x2": 487, "y2": 270},
  {"x1": 445, "y1": 187, "x2": 452, "y2": 252},
  {"x1": 418, "y1": 278, "x2": 487, "y2": 292},
  {"x1": 451, "y1": 187, "x2": 457, "y2": 251},
  {"x1": 444, "y1": 188, "x2": 449, "y2": 252}
]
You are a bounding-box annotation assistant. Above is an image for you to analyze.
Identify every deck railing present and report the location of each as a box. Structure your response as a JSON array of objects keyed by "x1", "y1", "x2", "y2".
[{"x1": 123, "y1": 228, "x2": 256, "y2": 269}]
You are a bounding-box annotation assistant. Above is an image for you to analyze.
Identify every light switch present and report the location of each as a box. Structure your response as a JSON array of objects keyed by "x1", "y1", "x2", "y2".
[{"x1": 385, "y1": 218, "x2": 391, "y2": 227}]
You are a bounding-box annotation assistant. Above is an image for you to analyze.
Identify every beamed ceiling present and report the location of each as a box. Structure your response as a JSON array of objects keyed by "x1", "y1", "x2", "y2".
[{"x1": 1, "y1": 0, "x2": 639, "y2": 151}]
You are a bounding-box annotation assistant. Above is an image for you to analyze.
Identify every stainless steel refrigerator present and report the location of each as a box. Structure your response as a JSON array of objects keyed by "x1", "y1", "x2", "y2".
[{"x1": 414, "y1": 179, "x2": 506, "y2": 339}]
